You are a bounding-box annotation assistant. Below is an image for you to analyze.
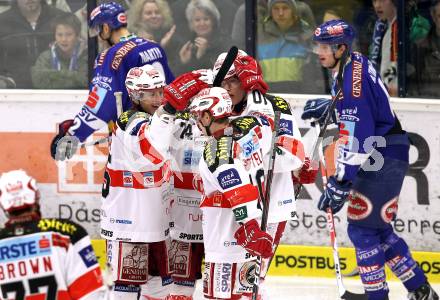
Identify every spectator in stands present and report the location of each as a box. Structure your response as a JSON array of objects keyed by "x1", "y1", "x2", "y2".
[
  {"x1": 257, "y1": 0, "x2": 323, "y2": 93},
  {"x1": 0, "y1": 0, "x2": 64, "y2": 88},
  {"x1": 128, "y1": 0, "x2": 179, "y2": 68},
  {"x1": 170, "y1": 0, "x2": 238, "y2": 38},
  {"x1": 31, "y1": 13, "x2": 87, "y2": 89},
  {"x1": 411, "y1": 0, "x2": 440, "y2": 98},
  {"x1": 232, "y1": 0, "x2": 315, "y2": 50},
  {"x1": 370, "y1": 0, "x2": 398, "y2": 96},
  {"x1": 175, "y1": 0, "x2": 230, "y2": 74}
]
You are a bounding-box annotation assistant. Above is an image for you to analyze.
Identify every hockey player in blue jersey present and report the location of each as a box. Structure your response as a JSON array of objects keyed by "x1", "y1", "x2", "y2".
[
  {"x1": 301, "y1": 20, "x2": 439, "y2": 300},
  {"x1": 50, "y1": 2, "x2": 174, "y2": 161}
]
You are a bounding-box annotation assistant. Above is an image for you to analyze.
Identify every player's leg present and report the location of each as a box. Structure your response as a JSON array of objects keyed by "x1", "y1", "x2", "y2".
[
  {"x1": 140, "y1": 238, "x2": 173, "y2": 299},
  {"x1": 168, "y1": 240, "x2": 204, "y2": 300},
  {"x1": 106, "y1": 240, "x2": 148, "y2": 300},
  {"x1": 379, "y1": 225, "x2": 438, "y2": 300},
  {"x1": 203, "y1": 261, "x2": 256, "y2": 299}
]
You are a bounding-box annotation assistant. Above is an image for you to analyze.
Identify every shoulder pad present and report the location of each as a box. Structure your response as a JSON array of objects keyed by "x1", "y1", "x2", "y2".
[
  {"x1": 266, "y1": 94, "x2": 292, "y2": 114},
  {"x1": 37, "y1": 218, "x2": 87, "y2": 244},
  {"x1": 203, "y1": 136, "x2": 234, "y2": 173},
  {"x1": 175, "y1": 111, "x2": 191, "y2": 121},
  {"x1": 117, "y1": 110, "x2": 150, "y2": 132},
  {"x1": 111, "y1": 40, "x2": 138, "y2": 70},
  {"x1": 231, "y1": 116, "x2": 260, "y2": 139}
]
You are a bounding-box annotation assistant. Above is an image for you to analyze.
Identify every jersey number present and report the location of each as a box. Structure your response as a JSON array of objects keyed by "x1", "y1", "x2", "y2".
[
  {"x1": 1, "y1": 275, "x2": 57, "y2": 300},
  {"x1": 252, "y1": 91, "x2": 268, "y2": 105}
]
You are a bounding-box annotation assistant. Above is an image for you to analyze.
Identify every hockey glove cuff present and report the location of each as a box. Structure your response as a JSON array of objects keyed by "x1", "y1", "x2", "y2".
[
  {"x1": 234, "y1": 55, "x2": 269, "y2": 94},
  {"x1": 301, "y1": 98, "x2": 338, "y2": 125},
  {"x1": 234, "y1": 219, "x2": 273, "y2": 259}
]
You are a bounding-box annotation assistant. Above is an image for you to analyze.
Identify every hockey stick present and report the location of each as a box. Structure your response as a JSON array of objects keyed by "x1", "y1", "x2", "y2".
[
  {"x1": 79, "y1": 91, "x2": 123, "y2": 149},
  {"x1": 212, "y1": 46, "x2": 238, "y2": 87},
  {"x1": 312, "y1": 122, "x2": 367, "y2": 300},
  {"x1": 252, "y1": 110, "x2": 282, "y2": 300}
]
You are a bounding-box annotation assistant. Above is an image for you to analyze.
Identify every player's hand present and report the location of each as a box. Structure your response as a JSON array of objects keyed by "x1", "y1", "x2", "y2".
[
  {"x1": 292, "y1": 157, "x2": 318, "y2": 184},
  {"x1": 163, "y1": 71, "x2": 210, "y2": 112},
  {"x1": 301, "y1": 98, "x2": 337, "y2": 125},
  {"x1": 234, "y1": 219, "x2": 273, "y2": 258},
  {"x1": 50, "y1": 119, "x2": 79, "y2": 161},
  {"x1": 233, "y1": 55, "x2": 268, "y2": 94},
  {"x1": 318, "y1": 176, "x2": 352, "y2": 214}
]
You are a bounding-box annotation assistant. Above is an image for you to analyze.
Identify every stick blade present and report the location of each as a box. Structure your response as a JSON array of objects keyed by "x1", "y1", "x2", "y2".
[
  {"x1": 341, "y1": 290, "x2": 369, "y2": 300},
  {"x1": 212, "y1": 46, "x2": 238, "y2": 87}
]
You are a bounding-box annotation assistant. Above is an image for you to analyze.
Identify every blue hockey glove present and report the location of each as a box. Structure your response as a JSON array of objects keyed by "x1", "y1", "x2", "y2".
[
  {"x1": 318, "y1": 176, "x2": 352, "y2": 214},
  {"x1": 301, "y1": 98, "x2": 337, "y2": 125}
]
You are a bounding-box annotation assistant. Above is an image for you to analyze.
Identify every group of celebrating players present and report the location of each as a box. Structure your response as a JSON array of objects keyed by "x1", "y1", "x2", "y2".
[{"x1": 0, "y1": 2, "x2": 438, "y2": 300}]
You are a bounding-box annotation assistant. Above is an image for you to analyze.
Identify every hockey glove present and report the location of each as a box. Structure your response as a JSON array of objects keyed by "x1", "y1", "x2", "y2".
[
  {"x1": 301, "y1": 98, "x2": 338, "y2": 125},
  {"x1": 234, "y1": 219, "x2": 273, "y2": 258},
  {"x1": 163, "y1": 71, "x2": 210, "y2": 113},
  {"x1": 234, "y1": 55, "x2": 269, "y2": 94},
  {"x1": 292, "y1": 157, "x2": 318, "y2": 184},
  {"x1": 50, "y1": 119, "x2": 79, "y2": 161},
  {"x1": 318, "y1": 176, "x2": 352, "y2": 214}
]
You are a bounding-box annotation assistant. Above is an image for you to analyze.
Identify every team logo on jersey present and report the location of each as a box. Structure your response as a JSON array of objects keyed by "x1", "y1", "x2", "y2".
[
  {"x1": 239, "y1": 261, "x2": 256, "y2": 290},
  {"x1": 85, "y1": 85, "x2": 107, "y2": 114},
  {"x1": 142, "y1": 171, "x2": 155, "y2": 187},
  {"x1": 347, "y1": 191, "x2": 373, "y2": 221},
  {"x1": 237, "y1": 131, "x2": 260, "y2": 158},
  {"x1": 217, "y1": 169, "x2": 242, "y2": 190},
  {"x1": 79, "y1": 245, "x2": 98, "y2": 268},
  {"x1": 123, "y1": 171, "x2": 133, "y2": 187},
  {"x1": 192, "y1": 174, "x2": 204, "y2": 193},
  {"x1": 279, "y1": 119, "x2": 293, "y2": 136}
]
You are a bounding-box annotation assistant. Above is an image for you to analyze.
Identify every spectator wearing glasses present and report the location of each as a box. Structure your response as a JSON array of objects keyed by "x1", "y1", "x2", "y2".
[
  {"x1": 0, "y1": 0, "x2": 64, "y2": 88},
  {"x1": 31, "y1": 13, "x2": 87, "y2": 89}
]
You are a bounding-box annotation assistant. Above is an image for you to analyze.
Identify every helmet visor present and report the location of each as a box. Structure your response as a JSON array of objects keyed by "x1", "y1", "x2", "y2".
[{"x1": 312, "y1": 43, "x2": 334, "y2": 55}]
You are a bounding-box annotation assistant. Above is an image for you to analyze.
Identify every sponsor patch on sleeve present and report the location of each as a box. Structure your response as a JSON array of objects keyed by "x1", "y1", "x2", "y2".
[
  {"x1": 79, "y1": 244, "x2": 98, "y2": 268},
  {"x1": 85, "y1": 85, "x2": 107, "y2": 114},
  {"x1": 217, "y1": 168, "x2": 242, "y2": 190}
]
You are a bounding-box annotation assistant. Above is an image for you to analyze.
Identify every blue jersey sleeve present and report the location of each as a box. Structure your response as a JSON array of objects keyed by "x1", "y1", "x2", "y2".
[
  {"x1": 68, "y1": 38, "x2": 174, "y2": 142},
  {"x1": 334, "y1": 53, "x2": 395, "y2": 182}
]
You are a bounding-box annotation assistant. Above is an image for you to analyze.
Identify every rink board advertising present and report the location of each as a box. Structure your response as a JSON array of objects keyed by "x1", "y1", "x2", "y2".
[{"x1": 0, "y1": 91, "x2": 439, "y2": 277}]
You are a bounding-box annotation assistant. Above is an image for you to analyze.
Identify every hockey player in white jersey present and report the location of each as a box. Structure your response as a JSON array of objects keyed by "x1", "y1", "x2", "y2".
[
  {"x1": 187, "y1": 86, "x2": 302, "y2": 299},
  {"x1": 101, "y1": 64, "x2": 209, "y2": 300},
  {"x1": 0, "y1": 170, "x2": 107, "y2": 300},
  {"x1": 212, "y1": 51, "x2": 318, "y2": 294}
]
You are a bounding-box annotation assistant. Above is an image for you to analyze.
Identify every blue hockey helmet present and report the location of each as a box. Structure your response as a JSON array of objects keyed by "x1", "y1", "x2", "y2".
[
  {"x1": 88, "y1": 2, "x2": 127, "y2": 37},
  {"x1": 313, "y1": 19, "x2": 355, "y2": 49}
]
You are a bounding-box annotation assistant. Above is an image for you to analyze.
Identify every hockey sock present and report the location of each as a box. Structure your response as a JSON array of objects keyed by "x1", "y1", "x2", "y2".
[
  {"x1": 140, "y1": 275, "x2": 173, "y2": 299},
  {"x1": 348, "y1": 224, "x2": 389, "y2": 300},
  {"x1": 382, "y1": 231, "x2": 427, "y2": 291}
]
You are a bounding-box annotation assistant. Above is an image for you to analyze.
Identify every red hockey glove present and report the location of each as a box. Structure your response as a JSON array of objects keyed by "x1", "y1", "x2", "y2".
[
  {"x1": 234, "y1": 55, "x2": 269, "y2": 94},
  {"x1": 163, "y1": 71, "x2": 210, "y2": 112},
  {"x1": 234, "y1": 219, "x2": 273, "y2": 258},
  {"x1": 292, "y1": 157, "x2": 318, "y2": 184}
]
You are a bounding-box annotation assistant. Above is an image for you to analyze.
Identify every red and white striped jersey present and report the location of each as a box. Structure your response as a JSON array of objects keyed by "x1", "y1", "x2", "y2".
[
  {"x1": 100, "y1": 108, "x2": 174, "y2": 243},
  {"x1": 234, "y1": 91, "x2": 305, "y2": 223},
  {"x1": 199, "y1": 116, "x2": 274, "y2": 263},
  {"x1": 0, "y1": 218, "x2": 106, "y2": 300},
  {"x1": 169, "y1": 112, "x2": 206, "y2": 243}
]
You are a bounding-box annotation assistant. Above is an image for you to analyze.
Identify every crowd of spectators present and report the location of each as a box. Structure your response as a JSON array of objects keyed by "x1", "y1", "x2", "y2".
[{"x1": 0, "y1": 0, "x2": 439, "y2": 98}]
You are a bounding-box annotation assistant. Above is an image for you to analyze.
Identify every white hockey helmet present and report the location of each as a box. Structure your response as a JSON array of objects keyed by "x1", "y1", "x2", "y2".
[
  {"x1": 212, "y1": 49, "x2": 248, "y2": 80},
  {"x1": 125, "y1": 64, "x2": 166, "y2": 103},
  {"x1": 189, "y1": 87, "x2": 232, "y2": 120},
  {"x1": 0, "y1": 170, "x2": 39, "y2": 214}
]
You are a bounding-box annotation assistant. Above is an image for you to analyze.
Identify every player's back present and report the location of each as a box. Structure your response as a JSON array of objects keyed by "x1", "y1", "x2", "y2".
[{"x1": 0, "y1": 218, "x2": 105, "y2": 300}]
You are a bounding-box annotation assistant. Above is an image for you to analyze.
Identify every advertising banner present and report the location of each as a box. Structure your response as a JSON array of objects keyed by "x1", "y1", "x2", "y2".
[{"x1": 0, "y1": 91, "x2": 439, "y2": 253}]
